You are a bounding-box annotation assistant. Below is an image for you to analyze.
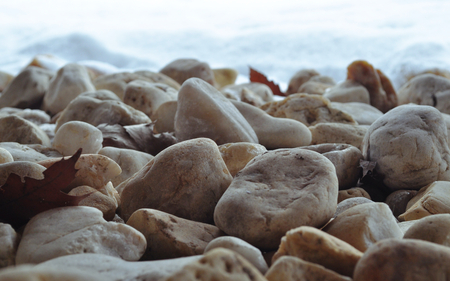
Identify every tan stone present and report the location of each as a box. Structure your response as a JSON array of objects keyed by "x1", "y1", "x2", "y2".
[
  {"x1": 68, "y1": 185, "x2": 118, "y2": 220},
  {"x1": 160, "y1": 58, "x2": 215, "y2": 86},
  {"x1": 0, "y1": 265, "x2": 104, "y2": 281},
  {"x1": 331, "y1": 102, "x2": 383, "y2": 125},
  {"x1": 403, "y1": 214, "x2": 450, "y2": 246},
  {"x1": 260, "y1": 93, "x2": 356, "y2": 127},
  {"x1": 310, "y1": 123, "x2": 367, "y2": 150},
  {"x1": 0, "y1": 115, "x2": 50, "y2": 146},
  {"x1": 163, "y1": 248, "x2": 267, "y2": 281},
  {"x1": 334, "y1": 197, "x2": 373, "y2": 218},
  {"x1": 272, "y1": 226, "x2": 363, "y2": 277},
  {"x1": 298, "y1": 80, "x2": 333, "y2": 95},
  {"x1": 266, "y1": 256, "x2": 352, "y2": 281},
  {"x1": 323, "y1": 80, "x2": 370, "y2": 104},
  {"x1": 0, "y1": 223, "x2": 19, "y2": 268},
  {"x1": 0, "y1": 108, "x2": 51, "y2": 125},
  {"x1": 93, "y1": 72, "x2": 152, "y2": 99},
  {"x1": 239, "y1": 87, "x2": 265, "y2": 107},
  {"x1": 353, "y1": 239, "x2": 450, "y2": 281},
  {"x1": 218, "y1": 142, "x2": 267, "y2": 177},
  {"x1": 286, "y1": 69, "x2": 319, "y2": 95},
  {"x1": 324, "y1": 203, "x2": 403, "y2": 252},
  {"x1": 152, "y1": 100, "x2": 177, "y2": 133},
  {"x1": 118, "y1": 138, "x2": 232, "y2": 223},
  {"x1": 212, "y1": 68, "x2": 238, "y2": 89},
  {"x1": 78, "y1": 89, "x2": 121, "y2": 101},
  {"x1": 338, "y1": 188, "x2": 371, "y2": 203},
  {"x1": 174, "y1": 78, "x2": 258, "y2": 145},
  {"x1": 214, "y1": 148, "x2": 338, "y2": 250},
  {"x1": 135, "y1": 70, "x2": 181, "y2": 90},
  {"x1": 221, "y1": 83, "x2": 274, "y2": 102},
  {"x1": 127, "y1": 209, "x2": 223, "y2": 260}
]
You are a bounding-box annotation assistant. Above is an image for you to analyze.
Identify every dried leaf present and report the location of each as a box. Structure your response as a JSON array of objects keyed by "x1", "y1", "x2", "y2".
[
  {"x1": 0, "y1": 149, "x2": 88, "y2": 227},
  {"x1": 249, "y1": 67, "x2": 286, "y2": 97}
]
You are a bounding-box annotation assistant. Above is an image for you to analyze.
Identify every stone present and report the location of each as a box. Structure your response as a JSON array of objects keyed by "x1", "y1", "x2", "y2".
[
  {"x1": 0, "y1": 142, "x2": 62, "y2": 162},
  {"x1": 163, "y1": 248, "x2": 267, "y2": 281},
  {"x1": 353, "y1": 239, "x2": 450, "y2": 281},
  {"x1": 265, "y1": 256, "x2": 352, "y2": 281},
  {"x1": 93, "y1": 72, "x2": 151, "y2": 99},
  {"x1": 212, "y1": 68, "x2": 238, "y2": 89},
  {"x1": 238, "y1": 87, "x2": 266, "y2": 107},
  {"x1": 0, "y1": 71, "x2": 13, "y2": 92},
  {"x1": 0, "y1": 115, "x2": 50, "y2": 146},
  {"x1": 260, "y1": 93, "x2": 356, "y2": 127},
  {"x1": 98, "y1": 146, "x2": 154, "y2": 186},
  {"x1": 397, "y1": 220, "x2": 417, "y2": 234},
  {"x1": 309, "y1": 75, "x2": 336, "y2": 85},
  {"x1": 0, "y1": 66, "x2": 53, "y2": 109},
  {"x1": 152, "y1": 100, "x2": 177, "y2": 133},
  {"x1": 0, "y1": 223, "x2": 19, "y2": 268},
  {"x1": 118, "y1": 138, "x2": 232, "y2": 223},
  {"x1": 204, "y1": 236, "x2": 268, "y2": 274},
  {"x1": 338, "y1": 188, "x2": 371, "y2": 203},
  {"x1": 0, "y1": 161, "x2": 45, "y2": 186},
  {"x1": 0, "y1": 107, "x2": 51, "y2": 125},
  {"x1": 43, "y1": 63, "x2": 95, "y2": 115},
  {"x1": 398, "y1": 73, "x2": 450, "y2": 114},
  {"x1": 36, "y1": 253, "x2": 200, "y2": 281},
  {"x1": 385, "y1": 189, "x2": 418, "y2": 218},
  {"x1": 0, "y1": 265, "x2": 104, "y2": 281},
  {"x1": 52, "y1": 121, "x2": 103, "y2": 156},
  {"x1": 231, "y1": 100, "x2": 312, "y2": 149},
  {"x1": 214, "y1": 148, "x2": 338, "y2": 250},
  {"x1": 323, "y1": 80, "x2": 371, "y2": 104},
  {"x1": 361, "y1": 104, "x2": 450, "y2": 190},
  {"x1": 399, "y1": 181, "x2": 450, "y2": 221},
  {"x1": 78, "y1": 89, "x2": 121, "y2": 101},
  {"x1": 221, "y1": 83, "x2": 274, "y2": 102},
  {"x1": 331, "y1": 102, "x2": 383, "y2": 125},
  {"x1": 135, "y1": 70, "x2": 181, "y2": 90},
  {"x1": 55, "y1": 96, "x2": 151, "y2": 131},
  {"x1": 127, "y1": 209, "x2": 223, "y2": 260},
  {"x1": 123, "y1": 80, "x2": 175, "y2": 117},
  {"x1": 403, "y1": 214, "x2": 450, "y2": 246},
  {"x1": 160, "y1": 58, "x2": 215, "y2": 86},
  {"x1": 333, "y1": 197, "x2": 374, "y2": 218},
  {"x1": 174, "y1": 78, "x2": 258, "y2": 145},
  {"x1": 286, "y1": 69, "x2": 320, "y2": 95},
  {"x1": 309, "y1": 123, "x2": 367, "y2": 150},
  {"x1": 26, "y1": 54, "x2": 67, "y2": 72},
  {"x1": 68, "y1": 185, "x2": 118, "y2": 220},
  {"x1": 347, "y1": 60, "x2": 397, "y2": 113},
  {"x1": 272, "y1": 226, "x2": 363, "y2": 277},
  {"x1": 15, "y1": 206, "x2": 146, "y2": 264},
  {"x1": 0, "y1": 148, "x2": 13, "y2": 164},
  {"x1": 218, "y1": 142, "x2": 267, "y2": 177},
  {"x1": 300, "y1": 143, "x2": 363, "y2": 189},
  {"x1": 323, "y1": 203, "x2": 403, "y2": 252},
  {"x1": 298, "y1": 80, "x2": 333, "y2": 95}
]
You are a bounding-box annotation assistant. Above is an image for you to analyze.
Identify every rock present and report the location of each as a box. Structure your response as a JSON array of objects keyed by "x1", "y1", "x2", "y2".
[
  {"x1": 0, "y1": 148, "x2": 13, "y2": 164},
  {"x1": 265, "y1": 256, "x2": 352, "y2": 281},
  {"x1": 0, "y1": 223, "x2": 19, "y2": 268},
  {"x1": 127, "y1": 209, "x2": 223, "y2": 260},
  {"x1": 212, "y1": 68, "x2": 238, "y2": 89},
  {"x1": 0, "y1": 66, "x2": 53, "y2": 109},
  {"x1": 123, "y1": 80, "x2": 175, "y2": 117},
  {"x1": 403, "y1": 214, "x2": 450, "y2": 246},
  {"x1": 163, "y1": 248, "x2": 267, "y2": 281},
  {"x1": 323, "y1": 80, "x2": 371, "y2": 104},
  {"x1": 221, "y1": 83, "x2": 274, "y2": 102},
  {"x1": 298, "y1": 80, "x2": 332, "y2": 95},
  {"x1": 52, "y1": 121, "x2": 103, "y2": 156},
  {"x1": 385, "y1": 189, "x2": 418, "y2": 218},
  {"x1": 68, "y1": 185, "x2": 118, "y2": 220},
  {"x1": 334, "y1": 197, "x2": 374, "y2": 218},
  {"x1": 36, "y1": 253, "x2": 201, "y2": 281},
  {"x1": 398, "y1": 73, "x2": 450, "y2": 114},
  {"x1": 331, "y1": 102, "x2": 383, "y2": 125},
  {"x1": 0, "y1": 161, "x2": 45, "y2": 186},
  {"x1": 78, "y1": 89, "x2": 121, "y2": 101},
  {"x1": 338, "y1": 188, "x2": 371, "y2": 203},
  {"x1": 0, "y1": 71, "x2": 14, "y2": 92},
  {"x1": 361, "y1": 104, "x2": 450, "y2": 190},
  {"x1": 309, "y1": 123, "x2": 367, "y2": 150},
  {"x1": 286, "y1": 69, "x2": 320, "y2": 95},
  {"x1": 0, "y1": 107, "x2": 51, "y2": 125},
  {"x1": 347, "y1": 60, "x2": 397, "y2": 113},
  {"x1": 15, "y1": 206, "x2": 146, "y2": 264},
  {"x1": 92, "y1": 72, "x2": 151, "y2": 99},
  {"x1": 0, "y1": 142, "x2": 62, "y2": 162},
  {"x1": 0, "y1": 115, "x2": 50, "y2": 146},
  {"x1": 55, "y1": 96, "x2": 151, "y2": 131},
  {"x1": 238, "y1": 87, "x2": 266, "y2": 107},
  {"x1": 160, "y1": 58, "x2": 215, "y2": 86},
  {"x1": 300, "y1": 143, "x2": 363, "y2": 189},
  {"x1": 98, "y1": 146, "x2": 154, "y2": 186},
  {"x1": 118, "y1": 138, "x2": 232, "y2": 223},
  {"x1": 26, "y1": 54, "x2": 67, "y2": 72},
  {"x1": 231, "y1": 100, "x2": 312, "y2": 149},
  {"x1": 218, "y1": 142, "x2": 267, "y2": 177},
  {"x1": 152, "y1": 100, "x2": 177, "y2": 133},
  {"x1": 43, "y1": 63, "x2": 95, "y2": 115},
  {"x1": 214, "y1": 148, "x2": 338, "y2": 250},
  {"x1": 399, "y1": 181, "x2": 450, "y2": 221},
  {"x1": 204, "y1": 236, "x2": 268, "y2": 274},
  {"x1": 0, "y1": 264, "x2": 104, "y2": 281},
  {"x1": 397, "y1": 220, "x2": 417, "y2": 234},
  {"x1": 323, "y1": 203, "x2": 403, "y2": 252},
  {"x1": 353, "y1": 239, "x2": 450, "y2": 281},
  {"x1": 174, "y1": 78, "x2": 258, "y2": 145},
  {"x1": 260, "y1": 93, "x2": 356, "y2": 127},
  {"x1": 134, "y1": 70, "x2": 181, "y2": 90},
  {"x1": 272, "y1": 226, "x2": 363, "y2": 277}
]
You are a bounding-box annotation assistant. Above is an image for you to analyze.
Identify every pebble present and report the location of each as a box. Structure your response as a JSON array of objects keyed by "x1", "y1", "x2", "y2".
[
  {"x1": 78, "y1": 89, "x2": 121, "y2": 101},
  {"x1": 0, "y1": 223, "x2": 19, "y2": 268},
  {"x1": 212, "y1": 68, "x2": 238, "y2": 89},
  {"x1": 338, "y1": 187, "x2": 371, "y2": 203},
  {"x1": 218, "y1": 142, "x2": 267, "y2": 177},
  {"x1": 0, "y1": 115, "x2": 50, "y2": 146},
  {"x1": 403, "y1": 214, "x2": 450, "y2": 246},
  {"x1": 221, "y1": 82, "x2": 274, "y2": 102},
  {"x1": 0, "y1": 161, "x2": 45, "y2": 186},
  {"x1": 309, "y1": 123, "x2": 367, "y2": 150},
  {"x1": 68, "y1": 184, "x2": 118, "y2": 220},
  {"x1": 0, "y1": 142, "x2": 62, "y2": 162},
  {"x1": 0, "y1": 107, "x2": 51, "y2": 125},
  {"x1": 0, "y1": 264, "x2": 104, "y2": 281},
  {"x1": 134, "y1": 70, "x2": 181, "y2": 90},
  {"x1": 92, "y1": 72, "x2": 151, "y2": 99},
  {"x1": 52, "y1": 121, "x2": 103, "y2": 156},
  {"x1": 160, "y1": 58, "x2": 216, "y2": 86},
  {"x1": 323, "y1": 80, "x2": 370, "y2": 104},
  {"x1": 0, "y1": 71, "x2": 14, "y2": 92},
  {"x1": 385, "y1": 189, "x2": 418, "y2": 218},
  {"x1": 331, "y1": 101, "x2": 383, "y2": 125},
  {"x1": 0, "y1": 148, "x2": 13, "y2": 164},
  {"x1": 152, "y1": 100, "x2": 177, "y2": 133},
  {"x1": 286, "y1": 68, "x2": 320, "y2": 95},
  {"x1": 298, "y1": 80, "x2": 333, "y2": 95}
]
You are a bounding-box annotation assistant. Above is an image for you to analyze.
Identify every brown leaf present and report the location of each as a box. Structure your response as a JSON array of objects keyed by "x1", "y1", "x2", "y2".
[
  {"x1": 249, "y1": 67, "x2": 286, "y2": 97},
  {"x1": 0, "y1": 149, "x2": 89, "y2": 227}
]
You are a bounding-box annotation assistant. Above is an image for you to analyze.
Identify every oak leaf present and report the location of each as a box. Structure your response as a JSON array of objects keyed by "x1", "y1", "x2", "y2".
[
  {"x1": 0, "y1": 149, "x2": 89, "y2": 227},
  {"x1": 249, "y1": 67, "x2": 286, "y2": 97}
]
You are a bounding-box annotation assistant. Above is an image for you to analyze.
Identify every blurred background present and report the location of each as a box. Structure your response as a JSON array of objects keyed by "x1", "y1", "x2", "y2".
[{"x1": 1, "y1": 0, "x2": 449, "y2": 89}]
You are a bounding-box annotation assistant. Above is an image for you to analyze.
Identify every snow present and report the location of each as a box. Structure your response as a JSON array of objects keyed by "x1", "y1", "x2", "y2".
[{"x1": 1, "y1": 0, "x2": 449, "y2": 90}]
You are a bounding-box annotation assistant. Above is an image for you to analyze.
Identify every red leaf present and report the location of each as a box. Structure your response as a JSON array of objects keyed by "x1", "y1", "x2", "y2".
[
  {"x1": 249, "y1": 67, "x2": 286, "y2": 97},
  {"x1": 0, "y1": 149, "x2": 89, "y2": 227}
]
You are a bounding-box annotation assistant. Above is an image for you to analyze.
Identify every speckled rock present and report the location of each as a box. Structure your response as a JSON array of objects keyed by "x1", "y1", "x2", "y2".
[
  {"x1": 0, "y1": 223, "x2": 19, "y2": 268},
  {"x1": 52, "y1": 121, "x2": 103, "y2": 156},
  {"x1": 0, "y1": 115, "x2": 50, "y2": 146}
]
